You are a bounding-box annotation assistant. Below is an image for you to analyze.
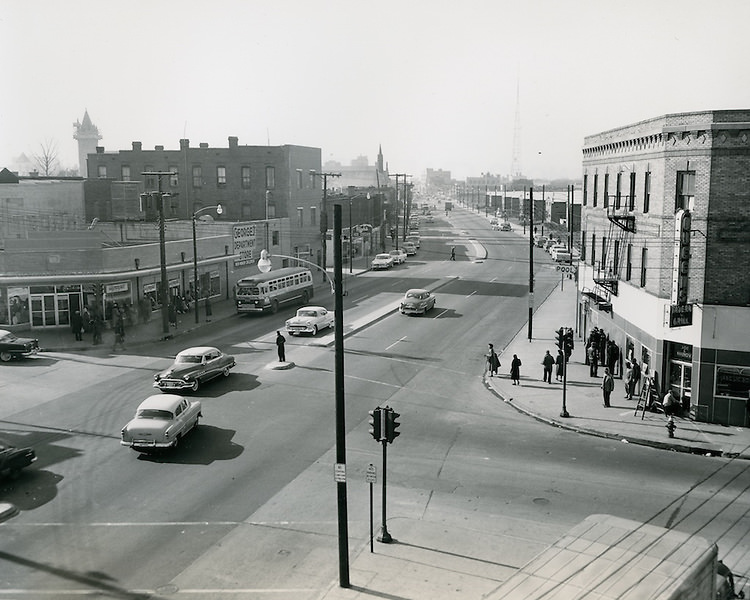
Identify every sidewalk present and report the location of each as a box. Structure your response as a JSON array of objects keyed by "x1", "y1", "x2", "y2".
[{"x1": 485, "y1": 281, "x2": 750, "y2": 460}]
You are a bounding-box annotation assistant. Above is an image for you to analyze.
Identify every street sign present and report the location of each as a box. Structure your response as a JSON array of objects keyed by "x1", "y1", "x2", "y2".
[
  {"x1": 334, "y1": 463, "x2": 346, "y2": 483},
  {"x1": 366, "y1": 463, "x2": 377, "y2": 483},
  {"x1": 556, "y1": 264, "x2": 578, "y2": 274}
]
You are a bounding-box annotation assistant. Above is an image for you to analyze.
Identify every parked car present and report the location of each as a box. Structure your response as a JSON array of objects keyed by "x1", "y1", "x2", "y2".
[
  {"x1": 121, "y1": 394, "x2": 202, "y2": 452},
  {"x1": 402, "y1": 241, "x2": 417, "y2": 256},
  {"x1": 0, "y1": 330, "x2": 40, "y2": 363},
  {"x1": 491, "y1": 222, "x2": 502, "y2": 231},
  {"x1": 0, "y1": 437, "x2": 36, "y2": 479},
  {"x1": 399, "y1": 289, "x2": 436, "y2": 316},
  {"x1": 489, "y1": 218, "x2": 498, "y2": 225},
  {"x1": 549, "y1": 244, "x2": 568, "y2": 260},
  {"x1": 544, "y1": 238, "x2": 560, "y2": 252},
  {"x1": 425, "y1": 215, "x2": 434, "y2": 223},
  {"x1": 388, "y1": 249, "x2": 407, "y2": 264},
  {"x1": 153, "y1": 346, "x2": 235, "y2": 392},
  {"x1": 371, "y1": 253, "x2": 395, "y2": 270},
  {"x1": 499, "y1": 222, "x2": 512, "y2": 231},
  {"x1": 534, "y1": 235, "x2": 548, "y2": 248},
  {"x1": 407, "y1": 235, "x2": 421, "y2": 248},
  {"x1": 285, "y1": 306, "x2": 334, "y2": 335},
  {"x1": 554, "y1": 250, "x2": 573, "y2": 263}
]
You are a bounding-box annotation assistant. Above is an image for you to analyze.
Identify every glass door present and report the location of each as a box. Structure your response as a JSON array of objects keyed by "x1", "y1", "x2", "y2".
[
  {"x1": 669, "y1": 360, "x2": 692, "y2": 412},
  {"x1": 31, "y1": 295, "x2": 57, "y2": 327}
]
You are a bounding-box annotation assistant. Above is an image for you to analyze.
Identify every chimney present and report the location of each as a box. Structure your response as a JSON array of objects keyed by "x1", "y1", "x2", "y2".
[
  {"x1": 199, "y1": 142, "x2": 209, "y2": 149},
  {"x1": 180, "y1": 138, "x2": 190, "y2": 150},
  {"x1": 229, "y1": 136, "x2": 239, "y2": 149},
  {"x1": 132, "y1": 141, "x2": 142, "y2": 151},
  {"x1": 155, "y1": 145, "x2": 164, "y2": 151},
  {"x1": 96, "y1": 147, "x2": 104, "y2": 153}
]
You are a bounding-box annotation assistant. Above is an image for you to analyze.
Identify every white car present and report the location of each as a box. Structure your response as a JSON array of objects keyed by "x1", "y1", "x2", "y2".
[
  {"x1": 402, "y1": 241, "x2": 417, "y2": 256},
  {"x1": 549, "y1": 244, "x2": 568, "y2": 260},
  {"x1": 371, "y1": 253, "x2": 394, "y2": 270},
  {"x1": 399, "y1": 289, "x2": 436, "y2": 315},
  {"x1": 389, "y1": 249, "x2": 407, "y2": 264},
  {"x1": 285, "y1": 306, "x2": 334, "y2": 335},
  {"x1": 121, "y1": 395, "x2": 202, "y2": 452},
  {"x1": 407, "y1": 235, "x2": 421, "y2": 249}
]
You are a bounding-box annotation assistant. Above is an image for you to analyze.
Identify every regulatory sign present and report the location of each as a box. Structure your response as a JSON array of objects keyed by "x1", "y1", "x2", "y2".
[
  {"x1": 366, "y1": 463, "x2": 377, "y2": 483},
  {"x1": 334, "y1": 463, "x2": 346, "y2": 483}
]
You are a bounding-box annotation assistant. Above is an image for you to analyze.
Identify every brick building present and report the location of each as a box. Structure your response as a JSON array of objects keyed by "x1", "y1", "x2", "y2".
[
  {"x1": 578, "y1": 110, "x2": 750, "y2": 426},
  {"x1": 86, "y1": 137, "x2": 324, "y2": 265}
]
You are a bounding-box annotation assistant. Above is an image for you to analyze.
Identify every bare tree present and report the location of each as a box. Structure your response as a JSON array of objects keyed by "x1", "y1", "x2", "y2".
[{"x1": 32, "y1": 139, "x2": 59, "y2": 176}]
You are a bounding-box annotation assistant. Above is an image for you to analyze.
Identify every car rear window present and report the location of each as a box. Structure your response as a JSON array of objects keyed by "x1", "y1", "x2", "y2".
[{"x1": 137, "y1": 409, "x2": 174, "y2": 419}]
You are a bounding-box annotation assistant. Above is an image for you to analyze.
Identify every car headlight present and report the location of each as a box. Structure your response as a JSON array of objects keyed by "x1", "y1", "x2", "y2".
[
  {"x1": 154, "y1": 374, "x2": 160, "y2": 381},
  {"x1": 183, "y1": 375, "x2": 191, "y2": 381}
]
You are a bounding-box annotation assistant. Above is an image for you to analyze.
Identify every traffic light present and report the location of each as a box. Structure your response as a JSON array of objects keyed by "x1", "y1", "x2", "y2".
[
  {"x1": 385, "y1": 408, "x2": 401, "y2": 443},
  {"x1": 555, "y1": 327, "x2": 565, "y2": 351},
  {"x1": 369, "y1": 407, "x2": 383, "y2": 441},
  {"x1": 563, "y1": 328, "x2": 574, "y2": 358}
]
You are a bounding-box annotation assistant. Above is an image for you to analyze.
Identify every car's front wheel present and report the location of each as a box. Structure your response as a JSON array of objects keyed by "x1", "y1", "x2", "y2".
[
  {"x1": 313, "y1": 325, "x2": 318, "y2": 335},
  {"x1": 222, "y1": 368, "x2": 231, "y2": 377},
  {"x1": 190, "y1": 379, "x2": 200, "y2": 392}
]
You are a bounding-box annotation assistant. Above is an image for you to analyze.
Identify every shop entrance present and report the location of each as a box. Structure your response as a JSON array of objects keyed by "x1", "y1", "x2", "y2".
[{"x1": 669, "y1": 360, "x2": 692, "y2": 413}]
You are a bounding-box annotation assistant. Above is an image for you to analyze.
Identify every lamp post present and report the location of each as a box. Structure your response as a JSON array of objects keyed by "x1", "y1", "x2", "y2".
[{"x1": 192, "y1": 204, "x2": 223, "y2": 324}]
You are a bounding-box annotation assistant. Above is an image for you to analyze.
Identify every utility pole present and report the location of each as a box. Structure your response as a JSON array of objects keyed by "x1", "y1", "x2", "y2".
[
  {"x1": 528, "y1": 187, "x2": 534, "y2": 341},
  {"x1": 142, "y1": 171, "x2": 176, "y2": 339},
  {"x1": 312, "y1": 171, "x2": 340, "y2": 274}
]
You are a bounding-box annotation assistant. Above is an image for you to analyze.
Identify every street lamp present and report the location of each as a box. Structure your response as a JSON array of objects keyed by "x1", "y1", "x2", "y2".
[{"x1": 193, "y1": 204, "x2": 223, "y2": 324}]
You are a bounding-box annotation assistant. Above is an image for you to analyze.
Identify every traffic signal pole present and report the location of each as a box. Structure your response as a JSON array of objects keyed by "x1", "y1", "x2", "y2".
[
  {"x1": 333, "y1": 204, "x2": 350, "y2": 587},
  {"x1": 378, "y1": 437, "x2": 392, "y2": 543}
]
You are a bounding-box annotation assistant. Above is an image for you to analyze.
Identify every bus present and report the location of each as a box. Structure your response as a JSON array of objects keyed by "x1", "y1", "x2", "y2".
[{"x1": 235, "y1": 267, "x2": 314, "y2": 314}]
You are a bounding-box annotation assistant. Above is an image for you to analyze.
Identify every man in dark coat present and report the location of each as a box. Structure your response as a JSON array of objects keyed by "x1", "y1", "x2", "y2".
[
  {"x1": 71, "y1": 310, "x2": 83, "y2": 341},
  {"x1": 542, "y1": 350, "x2": 555, "y2": 383},
  {"x1": 276, "y1": 330, "x2": 286, "y2": 362}
]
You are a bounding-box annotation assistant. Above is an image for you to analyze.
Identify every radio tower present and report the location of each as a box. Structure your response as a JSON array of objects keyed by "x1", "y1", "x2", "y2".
[{"x1": 510, "y1": 78, "x2": 522, "y2": 179}]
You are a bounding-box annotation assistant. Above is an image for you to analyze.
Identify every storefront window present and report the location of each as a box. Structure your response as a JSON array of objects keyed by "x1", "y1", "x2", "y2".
[
  {"x1": 668, "y1": 343, "x2": 693, "y2": 412},
  {"x1": 9, "y1": 288, "x2": 31, "y2": 325},
  {"x1": 715, "y1": 367, "x2": 750, "y2": 399}
]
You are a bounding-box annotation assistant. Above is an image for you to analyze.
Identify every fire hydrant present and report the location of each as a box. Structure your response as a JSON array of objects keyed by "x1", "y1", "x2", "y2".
[{"x1": 666, "y1": 416, "x2": 676, "y2": 438}]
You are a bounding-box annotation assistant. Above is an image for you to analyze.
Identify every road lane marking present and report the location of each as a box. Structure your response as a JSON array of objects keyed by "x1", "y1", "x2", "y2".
[
  {"x1": 466, "y1": 290, "x2": 477, "y2": 298},
  {"x1": 385, "y1": 336, "x2": 407, "y2": 350}
]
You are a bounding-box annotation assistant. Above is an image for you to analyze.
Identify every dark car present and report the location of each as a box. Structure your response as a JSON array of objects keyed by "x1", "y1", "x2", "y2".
[
  {"x1": 154, "y1": 346, "x2": 235, "y2": 392},
  {"x1": 0, "y1": 329, "x2": 40, "y2": 362},
  {"x1": 0, "y1": 438, "x2": 37, "y2": 479}
]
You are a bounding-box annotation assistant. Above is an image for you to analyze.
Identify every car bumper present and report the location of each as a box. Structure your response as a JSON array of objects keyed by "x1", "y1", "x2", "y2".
[
  {"x1": 153, "y1": 379, "x2": 193, "y2": 391},
  {"x1": 286, "y1": 325, "x2": 315, "y2": 334},
  {"x1": 121, "y1": 439, "x2": 175, "y2": 449},
  {"x1": 400, "y1": 305, "x2": 426, "y2": 315}
]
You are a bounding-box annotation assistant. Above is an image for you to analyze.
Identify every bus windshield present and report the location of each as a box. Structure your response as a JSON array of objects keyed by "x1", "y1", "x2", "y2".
[{"x1": 237, "y1": 283, "x2": 260, "y2": 296}]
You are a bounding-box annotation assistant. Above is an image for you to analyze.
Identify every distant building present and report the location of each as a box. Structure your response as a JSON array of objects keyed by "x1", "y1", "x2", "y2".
[
  {"x1": 323, "y1": 146, "x2": 390, "y2": 190},
  {"x1": 73, "y1": 110, "x2": 101, "y2": 178},
  {"x1": 579, "y1": 109, "x2": 750, "y2": 426}
]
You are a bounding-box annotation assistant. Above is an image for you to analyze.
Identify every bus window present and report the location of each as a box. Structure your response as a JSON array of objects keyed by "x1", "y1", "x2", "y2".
[{"x1": 294, "y1": 275, "x2": 300, "y2": 286}]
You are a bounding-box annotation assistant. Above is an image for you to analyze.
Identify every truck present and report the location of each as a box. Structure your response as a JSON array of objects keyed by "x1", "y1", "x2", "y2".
[{"x1": 489, "y1": 514, "x2": 741, "y2": 600}]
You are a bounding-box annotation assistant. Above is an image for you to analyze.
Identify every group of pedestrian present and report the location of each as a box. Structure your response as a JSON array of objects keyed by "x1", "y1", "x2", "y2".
[
  {"x1": 584, "y1": 327, "x2": 620, "y2": 377},
  {"x1": 485, "y1": 343, "x2": 522, "y2": 385}
]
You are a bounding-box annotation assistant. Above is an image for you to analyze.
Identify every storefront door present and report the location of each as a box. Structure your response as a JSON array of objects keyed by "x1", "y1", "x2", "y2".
[
  {"x1": 669, "y1": 361, "x2": 692, "y2": 413},
  {"x1": 31, "y1": 294, "x2": 57, "y2": 327}
]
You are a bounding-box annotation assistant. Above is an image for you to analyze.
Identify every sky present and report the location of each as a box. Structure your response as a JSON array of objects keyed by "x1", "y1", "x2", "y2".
[{"x1": 2, "y1": 0, "x2": 749, "y2": 181}]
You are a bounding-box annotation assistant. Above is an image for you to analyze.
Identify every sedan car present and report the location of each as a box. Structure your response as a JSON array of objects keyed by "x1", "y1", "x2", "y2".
[
  {"x1": 371, "y1": 253, "x2": 395, "y2": 270},
  {"x1": 285, "y1": 306, "x2": 335, "y2": 335},
  {"x1": 407, "y1": 235, "x2": 421, "y2": 249},
  {"x1": 388, "y1": 249, "x2": 407, "y2": 265},
  {"x1": 0, "y1": 438, "x2": 36, "y2": 479},
  {"x1": 0, "y1": 330, "x2": 40, "y2": 362},
  {"x1": 499, "y1": 222, "x2": 512, "y2": 231},
  {"x1": 153, "y1": 346, "x2": 235, "y2": 392},
  {"x1": 402, "y1": 241, "x2": 417, "y2": 256},
  {"x1": 121, "y1": 394, "x2": 202, "y2": 452},
  {"x1": 399, "y1": 289, "x2": 436, "y2": 315}
]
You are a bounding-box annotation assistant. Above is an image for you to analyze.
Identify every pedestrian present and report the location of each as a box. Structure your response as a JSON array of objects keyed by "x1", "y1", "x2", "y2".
[
  {"x1": 510, "y1": 354, "x2": 522, "y2": 385},
  {"x1": 555, "y1": 350, "x2": 564, "y2": 381},
  {"x1": 92, "y1": 311, "x2": 103, "y2": 345},
  {"x1": 450, "y1": 246, "x2": 456, "y2": 261},
  {"x1": 631, "y1": 358, "x2": 641, "y2": 397},
  {"x1": 276, "y1": 330, "x2": 286, "y2": 362},
  {"x1": 587, "y1": 345, "x2": 599, "y2": 377},
  {"x1": 542, "y1": 350, "x2": 555, "y2": 383},
  {"x1": 168, "y1": 302, "x2": 178, "y2": 327},
  {"x1": 71, "y1": 310, "x2": 83, "y2": 341},
  {"x1": 112, "y1": 306, "x2": 126, "y2": 351},
  {"x1": 486, "y1": 343, "x2": 500, "y2": 377},
  {"x1": 82, "y1": 306, "x2": 92, "y2": 333},
  {"x1": 624, "y1": 361, "x2": 634, "y2": 399},
  {"x1": 601, "y1": 367, "x2": 614, "y2": 407},
  {"x1": 663, "y1": 389, "x2": 679, "y2": 416},
  {"x1": 205, "y1": 294, "x2": 212, "y2": 322}
]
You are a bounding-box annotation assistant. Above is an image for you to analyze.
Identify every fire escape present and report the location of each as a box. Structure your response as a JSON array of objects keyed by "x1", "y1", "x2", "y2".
[{"x1": 592, "y1": 193, "x2": 636, "y2": 307}]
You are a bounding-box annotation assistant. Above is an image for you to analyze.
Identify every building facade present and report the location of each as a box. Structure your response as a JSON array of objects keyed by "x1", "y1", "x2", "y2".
[
  {"x1": 86, "y1": 137, "x2": 323, "y2": 266},
  {"x1": 578, "y1": 110, "x2": 750, "y2": 426}
]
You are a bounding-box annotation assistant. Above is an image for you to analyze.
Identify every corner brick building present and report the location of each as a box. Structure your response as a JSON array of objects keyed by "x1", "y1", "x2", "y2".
[{"x1": 578, "y1": 110, "x2": 750, "y2": 426}]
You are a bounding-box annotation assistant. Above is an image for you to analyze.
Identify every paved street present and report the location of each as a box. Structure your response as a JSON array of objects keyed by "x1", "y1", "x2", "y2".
[{"x1": 1, "y1": 207, "x2": 748, "y2": 599}]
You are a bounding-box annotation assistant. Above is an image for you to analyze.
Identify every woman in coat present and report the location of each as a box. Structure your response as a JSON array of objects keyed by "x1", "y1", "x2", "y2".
[{"x1": 510, "y1": 354, "x2": 522, "y2": 385}]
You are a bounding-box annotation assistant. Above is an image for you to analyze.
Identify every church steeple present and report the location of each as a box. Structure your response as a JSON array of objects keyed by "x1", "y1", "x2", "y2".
[
  {"x1": 377, "y1": 144, "x2": 384, "y2": 172},
  {"x1": 73, "y1": 110, "x2": 101, "y2": 177}
]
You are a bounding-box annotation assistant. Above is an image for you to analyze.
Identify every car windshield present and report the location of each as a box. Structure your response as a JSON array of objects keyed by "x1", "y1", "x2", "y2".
[
  {"x1": 176, "y1": 354, "x2": 202, "y2": 364},
  {"x1": 136, "y1": 409, "x2": 173, "y2": 420},
  {"x1": 0, "y1": 332, "x2": 18, "y2": 343},
  {"x1": 375, "y1": 254, "x2": 390, "y2": 260},
  {"x1": 298, "y1": 310, "x2": 317, "y2": 317},
  {"x1": 406, "y1": 291, "x2": 425, "y2": 299}
]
